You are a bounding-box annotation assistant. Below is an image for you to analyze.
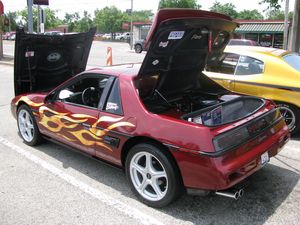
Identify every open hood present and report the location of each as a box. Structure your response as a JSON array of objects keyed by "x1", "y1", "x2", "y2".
[
  {"x1": 14, "y1": 27, "x2": 96, "y2": 96},
  {"x1": 138, "y1": 9, "x2": 237, "y2": 98}
]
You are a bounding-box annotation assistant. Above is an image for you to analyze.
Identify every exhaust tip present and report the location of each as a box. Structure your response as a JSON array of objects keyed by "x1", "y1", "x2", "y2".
[
  {"x1": 238, "y1": 189, "x2": 244, "y2": 198},
  {"x1": 215, "y1": 188, "x2": 244, "y2": 200}
]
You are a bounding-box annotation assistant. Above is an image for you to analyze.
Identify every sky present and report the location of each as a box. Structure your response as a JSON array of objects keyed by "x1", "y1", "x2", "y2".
[{"x1": 1, "y1": 0, "x2": 296, "y2": 18}]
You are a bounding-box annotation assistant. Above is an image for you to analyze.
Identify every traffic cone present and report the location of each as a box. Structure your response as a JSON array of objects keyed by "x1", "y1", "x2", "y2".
[{"x1": 106, "y1": 47, "x2": 113, "y2": 66}]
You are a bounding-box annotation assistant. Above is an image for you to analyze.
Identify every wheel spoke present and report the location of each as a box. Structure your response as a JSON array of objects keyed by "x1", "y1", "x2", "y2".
[
  {"x1": 132, "y1": 162, "x2": 146, "y2": 176},
  {"x1": 145, "y1": 153, "x2": 153, "y2": 171},
  {"x1": 139, "y1": 179, "x2": 148, "y2": 192},
  {"x1": 152, "y1": 170, "x2": 166, "y2": 179},
  {"x1": 151, "y1": 182, "x2": 163, "y2": 198}
]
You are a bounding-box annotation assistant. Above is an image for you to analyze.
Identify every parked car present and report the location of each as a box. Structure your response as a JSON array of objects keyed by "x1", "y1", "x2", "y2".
[
  {"x1": 116, "y1": 32, "x2": 131, "y2": 41},
  {"x1": 205, "y1": 46, "x2": 300, "y2": 134},
  {"x1": 2, "y1": 32, "x2": 16, "y2": 40},
  {"x1": 11, "y1": 10, "x2": 290, "y2": 208},
  {"x1": 134, "y1": 39, "x2": 146, "y2": 53},
  {"x1": 44, "y1": 31, "x2": 63, "y2": 35},
  {"x1": 228, "y1": 39, "x2": 259, "y2": 46},
  {"x1": 102, "y1": 33, "x2": 112, "y2": 39}
]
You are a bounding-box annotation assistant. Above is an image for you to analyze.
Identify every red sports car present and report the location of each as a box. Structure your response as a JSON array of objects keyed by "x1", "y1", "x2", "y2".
[{"x1": 11, "y1": 9, "x2": 290, "y2": 207}]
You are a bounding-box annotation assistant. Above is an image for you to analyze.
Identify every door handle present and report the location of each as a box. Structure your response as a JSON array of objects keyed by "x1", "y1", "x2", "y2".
[{"x1": 80, "y1": 123, "x2": 91, "y2": 129}]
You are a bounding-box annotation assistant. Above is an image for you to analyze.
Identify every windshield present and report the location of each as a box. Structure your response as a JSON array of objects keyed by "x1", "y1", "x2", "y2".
[{"x1": 283, "y1": 53, "x2": 300, "y2": 72}]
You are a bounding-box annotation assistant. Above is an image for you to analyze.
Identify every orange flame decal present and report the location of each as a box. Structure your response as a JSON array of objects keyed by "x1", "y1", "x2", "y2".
[{"x1": 16, "y1": 96, "x2": 44, "y2": 107}]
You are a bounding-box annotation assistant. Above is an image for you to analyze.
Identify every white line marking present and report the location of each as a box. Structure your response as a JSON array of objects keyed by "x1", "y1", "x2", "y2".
[{"x1": 0, "y1": 136, "x2": 165, "y2": 225}]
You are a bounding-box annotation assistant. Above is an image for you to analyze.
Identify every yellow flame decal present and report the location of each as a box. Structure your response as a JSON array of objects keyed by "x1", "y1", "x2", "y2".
[
  {"x1": 107, "y1": 122, "x2": 135, "y2": 130},
  {"x1": 16, "y1": 96, "x2": 44, "y2": 107},
  {"x1": 37, "y1": 106, "x2": 135, "y2": 152}
]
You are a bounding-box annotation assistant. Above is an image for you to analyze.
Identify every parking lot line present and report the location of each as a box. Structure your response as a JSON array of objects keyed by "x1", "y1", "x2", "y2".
[{"x1": 0, "y1": 136, "x2": 165, "y2": 225}]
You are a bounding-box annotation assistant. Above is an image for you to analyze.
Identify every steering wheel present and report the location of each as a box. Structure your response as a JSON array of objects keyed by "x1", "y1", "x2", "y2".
[{"x1": 81, "y1": 87, "x2": 99, "y2": 107}]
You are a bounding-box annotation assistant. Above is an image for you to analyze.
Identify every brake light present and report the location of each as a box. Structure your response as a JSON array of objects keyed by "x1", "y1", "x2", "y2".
[{"x1": 212, "y1": 109, "x2": 282, "y2": 152}]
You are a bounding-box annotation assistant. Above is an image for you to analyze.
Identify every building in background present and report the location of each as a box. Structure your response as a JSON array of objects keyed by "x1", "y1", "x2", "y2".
[{"x1": 234, "y1": 20, "x2": 290, "y2": 49}]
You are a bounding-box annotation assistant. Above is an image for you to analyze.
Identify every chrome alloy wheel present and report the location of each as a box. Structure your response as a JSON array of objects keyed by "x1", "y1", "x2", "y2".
[
  {"x1": 279, "y1": 106, "x2": 296, "y2": 131},
  {"x1": 129, "y1": 151, "x2": 168, "y2": 201},
  {"x1": 18, "y1": 109, "x2": 35, "y2": 142}
]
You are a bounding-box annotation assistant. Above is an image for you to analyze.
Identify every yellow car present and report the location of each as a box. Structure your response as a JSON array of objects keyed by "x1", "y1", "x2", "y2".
[{"x1": 205, "y1": 46, "x2": 300, "y2": 134}]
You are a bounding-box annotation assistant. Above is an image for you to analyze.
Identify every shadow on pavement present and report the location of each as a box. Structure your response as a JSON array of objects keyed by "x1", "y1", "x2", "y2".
[{"x1": 35, "y1": 141, "x2": 299, "y2": 225}]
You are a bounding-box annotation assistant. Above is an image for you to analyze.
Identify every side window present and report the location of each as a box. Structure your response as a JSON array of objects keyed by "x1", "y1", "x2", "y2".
[
  {"x1": 58, "y1": 76, "x2": 109, "y2": 108},
  {"x1": 104, "y1": 79, "x2": 123, "y2": 115},
  {"x1": 235, "y1": 56, "x2": 264, "y2": 75},
  {"x1": 206, "y1": 53, "x2": 239, "y2": 75}
]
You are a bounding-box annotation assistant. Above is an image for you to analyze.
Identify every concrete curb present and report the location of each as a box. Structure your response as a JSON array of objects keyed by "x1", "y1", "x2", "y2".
[{"x1": 0, "y1": 60, "x2": 14, "y2": 66}]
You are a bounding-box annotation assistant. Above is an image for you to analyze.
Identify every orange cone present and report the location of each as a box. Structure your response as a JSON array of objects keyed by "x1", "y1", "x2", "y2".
[{"x1": 106, "y1": 47, "x2": 113, "y2": 66}]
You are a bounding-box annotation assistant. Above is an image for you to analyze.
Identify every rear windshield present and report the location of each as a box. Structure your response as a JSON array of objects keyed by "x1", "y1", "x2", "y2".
[{"x1": 283, "y1": 53, "x2": 300, "y2": 72}]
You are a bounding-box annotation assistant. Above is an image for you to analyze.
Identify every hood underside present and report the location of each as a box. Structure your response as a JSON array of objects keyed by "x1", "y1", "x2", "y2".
[
  {"x1": 137, "y1": 9, "x2": 238, "y2": 97},
  {"x1": 14, "y1": 27, "x2": 96, "y2": 96}
]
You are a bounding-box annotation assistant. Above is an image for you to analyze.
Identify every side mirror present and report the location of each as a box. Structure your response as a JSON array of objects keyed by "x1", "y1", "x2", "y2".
[
  {"x1": 58, "y1": 89, "x2": 73, "y2": 100},
  {"x1": 44, "y1": 91, "x2": 56, "y2": 104}
]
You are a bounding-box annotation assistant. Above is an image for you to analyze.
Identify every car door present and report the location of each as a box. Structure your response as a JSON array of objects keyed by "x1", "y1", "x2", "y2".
[
  {"x1": 92, "y1": 78, "x2": 132, "y2": 166},
  {"x1": 233, "y1": 55, "x2": 264, "y2": 96},
  {"x1": 205, "y1": 53, "x2": 239, "y2": 90},
  {"x1": 40, "y1": 74, "x2": 113, "y2": 156}
]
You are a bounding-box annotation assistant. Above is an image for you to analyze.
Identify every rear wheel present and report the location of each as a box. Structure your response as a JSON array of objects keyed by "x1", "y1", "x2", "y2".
[
  {"x1": 134, "y1": 44, "x2": 142, "y2": 53},
  {"x1": 125, "y1": 143, "x2": 183, "y2": 208},
  {"x1": 17, "y1": 105, "x2": 42, "y2": 146},
  {"x1": 277, "y1": 103, "x2": 300, "y2": 134}
]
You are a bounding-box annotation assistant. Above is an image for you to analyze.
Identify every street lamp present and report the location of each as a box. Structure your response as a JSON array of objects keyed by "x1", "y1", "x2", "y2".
[
  {"x1": 130, "y1": 0, "x2": 133, "y2": 50},
  {"x1": 283, "y1": 0, "x2": 289, "y2": 50}
]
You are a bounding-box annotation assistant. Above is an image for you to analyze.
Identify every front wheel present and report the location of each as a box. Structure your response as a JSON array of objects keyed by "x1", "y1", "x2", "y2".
[
  {"x1": 277, "y1": 103, "x2": 300, "y2": 134},
  {"x1": 125, "y1": 143, "x2": 183, "y2": 208},
  {"x1": 17, "y1": 104, "x2": 42, "y2": 146}
]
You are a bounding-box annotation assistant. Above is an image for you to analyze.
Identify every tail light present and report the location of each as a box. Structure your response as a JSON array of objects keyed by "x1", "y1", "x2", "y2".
[{"x1": 213, "y1": 109, "x2": 283, "y2": 153}]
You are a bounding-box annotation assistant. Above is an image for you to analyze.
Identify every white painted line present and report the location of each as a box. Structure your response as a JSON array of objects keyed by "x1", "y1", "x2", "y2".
[{"x1": 0, "y1": 136, "x2": 165, "y2": 225}]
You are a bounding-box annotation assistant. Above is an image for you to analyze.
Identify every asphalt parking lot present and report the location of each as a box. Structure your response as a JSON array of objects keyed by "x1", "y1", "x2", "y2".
[{"x1": 0, "y1": 42, "x2": 300, "y2": 225}]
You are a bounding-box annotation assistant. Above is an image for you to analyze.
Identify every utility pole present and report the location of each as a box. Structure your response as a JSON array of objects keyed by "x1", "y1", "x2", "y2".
[
  {"x1": 130, "y1": 0, "x2": 133, "y2": 50},
  {"x1": 283, "y1": 0, "x2": 289, "y2": 50},
  {"x1": 289, "y1": 0, "x2": 300, "y2": 52},
  {"x1": 27, "y1": 0, "x2": 34, "y2": 33}
]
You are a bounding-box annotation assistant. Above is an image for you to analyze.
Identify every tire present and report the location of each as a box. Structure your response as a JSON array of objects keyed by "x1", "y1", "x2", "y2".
[
  {"x1": 125, "y1": 143, "x2": 183, "y2": 208},
  {"x1": 17, "y1": 104, "x2": 42, "y2": 146},
  {"x1": 277, "y1": 103, "x2": 300, "y2": 135},
  {"x1": 134, "y1": 44, "x2": 142, "y2": 53}
]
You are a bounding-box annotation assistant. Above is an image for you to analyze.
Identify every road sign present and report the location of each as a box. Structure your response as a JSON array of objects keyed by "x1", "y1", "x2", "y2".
[
  {"x1": 33, "y1": 0, "x2": 49, "y2": 5},
  {"x1": 0, "y1": 1, "x2": 4, "y2": 15}
]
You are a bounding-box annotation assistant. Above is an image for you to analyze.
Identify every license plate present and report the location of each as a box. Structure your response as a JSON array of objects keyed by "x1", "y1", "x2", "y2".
[{"x1": 261, "y1": 152, "x2": 269, "y2": 166}]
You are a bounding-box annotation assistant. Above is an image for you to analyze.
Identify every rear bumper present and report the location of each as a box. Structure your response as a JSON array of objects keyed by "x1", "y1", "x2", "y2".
[{"x1": 172, "y1": 119, "x2": 290, "y2": 191}]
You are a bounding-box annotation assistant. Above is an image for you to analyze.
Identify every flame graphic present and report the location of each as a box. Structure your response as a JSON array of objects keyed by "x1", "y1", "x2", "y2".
[
  {"x1": 36, "y1": 106, "x2": 134, "y2": 151},
  {"x1": 16, "y1": 96, "x2": 44, "y2": 107}
]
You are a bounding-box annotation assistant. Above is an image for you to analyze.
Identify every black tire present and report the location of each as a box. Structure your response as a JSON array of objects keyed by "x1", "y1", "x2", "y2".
[
  {"x1": 277, "y1": 103, "x2": 300, "y2": 135},
  {"x1": 134, "y1": 44, "x2": 142, "y2": 53},
  {"x1": 125, "y1": 143, "x2": 183, "y2": 208},
  {"x1": 17, "y1": 104, "x2": 42, "y2": 146}
]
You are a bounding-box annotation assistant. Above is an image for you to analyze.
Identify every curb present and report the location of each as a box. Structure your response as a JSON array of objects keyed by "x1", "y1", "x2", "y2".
[{"x1": 0, "y1": 61, "x2": 14, "y2": 66}]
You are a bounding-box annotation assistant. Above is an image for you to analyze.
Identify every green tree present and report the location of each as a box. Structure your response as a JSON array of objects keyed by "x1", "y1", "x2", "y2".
[
  {"x1": 64, "y1": 12, "x2": 80, "y2": 32},
  {"x1": 266, "y1": 9, "x2": 293, "y2": 20},
  {"x1": 210, "y1": 1, "x2": 238, "y2": 18},
  {"x1": 158, "y1": 0, "x2": 200, "y2": 9},
  {"x1": 4, "y1": 11, "x2": 18, "y2": 32},
  {"x1": 94, "y1": 6, "x2": 125, "y2": 35},
  {"x1": 18, "y1": 7, "x2": 62, "y2": 32},
  {"x1": 76, "y1": 11, "x2": 94, "y2": 32},
  {"x1": 237, "y1": 10, "x2": 264, "y2": 20},
  {"x1": 261, "y1": 0, "x2": 300, "y2": 51}
]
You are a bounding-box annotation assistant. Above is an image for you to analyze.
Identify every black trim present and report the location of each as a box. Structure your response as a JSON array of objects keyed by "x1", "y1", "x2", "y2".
[
  {"x1": 95, "y1": 126, "x2": 133, "y2": 138},
  {"x1": 205, "y1": 109, "x2": 284, "y2": 157},
  {"x1": 213, "y1": 78, "x2": 300, "y2": 93},
  {"x1": 164, "y1": 109, "x2": 285, "y2": 158}
]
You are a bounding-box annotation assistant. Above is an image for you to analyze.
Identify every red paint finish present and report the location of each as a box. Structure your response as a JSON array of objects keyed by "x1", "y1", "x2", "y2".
[{"x1": 11, "y1": 68, "x2": 290, "y2": 191}]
